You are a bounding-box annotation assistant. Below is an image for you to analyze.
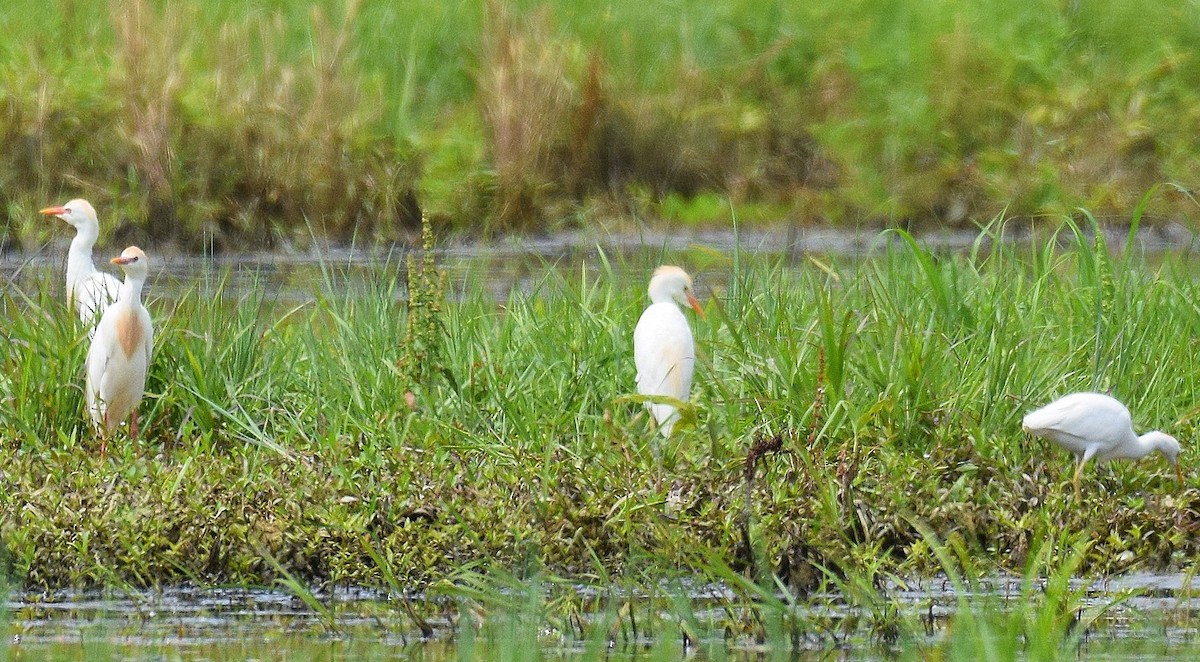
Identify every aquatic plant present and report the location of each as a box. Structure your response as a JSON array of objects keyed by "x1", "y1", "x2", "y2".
[{"x1": 394, "y1": 214, "x2": 449, "y2": 402}]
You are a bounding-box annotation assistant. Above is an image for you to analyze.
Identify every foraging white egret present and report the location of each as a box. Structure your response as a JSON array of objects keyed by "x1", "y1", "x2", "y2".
[
  {"x1": 634, "y1": 266, "x2": 704, "y2": 437},
  {"x1": 86, "y1": 246, "x2": 153, "y2": 453},
  {"x1": 40, "y1": 199, "x2": 121, "y2": 324},
  {"x1": 1022, "y1": 392, "x2": 1183, "y2": 493}
]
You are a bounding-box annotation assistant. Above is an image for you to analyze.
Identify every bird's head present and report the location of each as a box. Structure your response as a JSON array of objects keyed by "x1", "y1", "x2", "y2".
[
  {"x1": 39, "y1": 198, "x2": 98, "y2": 230},
  {"x1": 1144, "y1": 431, "x2": 1184, "y2": 484},
  {"x1": 111, "y1": 246, "x2": 149, "y2": 278},
  {"x1": 648, "y1": 265, "x2": 704, "y2": 318}
]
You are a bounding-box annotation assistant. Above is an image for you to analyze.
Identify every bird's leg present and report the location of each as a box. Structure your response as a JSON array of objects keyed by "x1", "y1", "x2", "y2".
[
  {"x1": 130, "y1": 409, "x2": 139, "y2": 445},
  {"x1": 651, "y1": 437, "x2": 663, "y2": 492},
  {"x1": 100, "y1": 412, "x2": 109, "y2": 458},
  {"x1": 1072, "y1": 459, "x2": 1086, "y2": 500}
]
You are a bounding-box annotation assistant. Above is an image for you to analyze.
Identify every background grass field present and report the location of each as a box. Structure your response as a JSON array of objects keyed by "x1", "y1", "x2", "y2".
[{"x1": 2, "y1": 0, "x2": 1200, "y2": 248}]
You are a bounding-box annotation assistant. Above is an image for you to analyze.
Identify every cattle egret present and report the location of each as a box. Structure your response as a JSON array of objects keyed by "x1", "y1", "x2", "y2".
[
  {"x1": 86, "y1": 246, "x2": 153, "y2": 454},
  {"x1": 634, "y1": 266, "x2": 704, "y2": 437},
  {"x1": 40, "y1": 199, "x2": 121, "y2": 324},
  {"x1": 1022, "y1": 392, "x2": 1183, "y2": 494}
]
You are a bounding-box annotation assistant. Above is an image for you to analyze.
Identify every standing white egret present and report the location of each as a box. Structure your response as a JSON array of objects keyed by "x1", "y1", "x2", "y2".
[
  {"x1": 1022, "y1": 392, "x2": 1183, "y2": 494},
  {"x1": 634, "y1": 266, "x2": 704, "y2": 437},
  {"x1": 86, "y1": 246, "x2": 153, "y2": 454},
  {"x1": 40, "y1": 199, "x2": 121, "y2": 324}
]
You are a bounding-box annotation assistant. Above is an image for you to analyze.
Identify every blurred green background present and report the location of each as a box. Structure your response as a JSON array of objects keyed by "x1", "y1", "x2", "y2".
[{"x1": 3, "y1": 0, "x2": 1199, "y2": 250}]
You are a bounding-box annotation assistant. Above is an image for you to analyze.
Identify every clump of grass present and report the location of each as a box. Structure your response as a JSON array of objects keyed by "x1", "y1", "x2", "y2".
[
  {"x1": 184, "y1": 0, "x2": 422, "y2": 247},
  {"x1": 476, "y1": 0, "x2": 574, "y2": 231},
  {"x1": 109, "y1": 0, "x2": 185, "y2": 242}
]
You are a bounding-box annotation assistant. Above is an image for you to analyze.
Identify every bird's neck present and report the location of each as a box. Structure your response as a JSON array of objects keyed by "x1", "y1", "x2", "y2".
[
  {"x1": 1137, "y1": 432, "x2": 1168, "y2": 453},
  {"x1": 66, "y1": 224, "x2": 100, "y2": 282},
  {"x1": 120, "y1": 275, "x2": 145, "y2": 304},
  {"x1": 647, "y1": 286, "x2": 678, "y2": 306},
  {"x1": 1123, "y1": 432, "x2": 1167, "y2": 459}
]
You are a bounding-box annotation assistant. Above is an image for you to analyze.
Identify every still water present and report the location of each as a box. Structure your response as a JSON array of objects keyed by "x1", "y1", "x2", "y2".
[
  {"x1": 5, "y1": 224, "x2": 1195, "y2": 305},
  {"x1": 5, "y1": 573, "x2": 1200, "y2": 659}
]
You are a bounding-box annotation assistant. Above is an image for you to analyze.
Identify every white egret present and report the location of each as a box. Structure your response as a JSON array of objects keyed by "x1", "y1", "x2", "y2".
[
  {"x1": 634, "y1": 266, "x2": 704, "y2": 437},
  {"x1": 86, "y1": 246, "x2": 153, "y2": 454},
  {"x1": 1022, "y1": 392, "x2": 1183, "y2": 494},
  {"x1": 40, "y1": 199, "x2": 121, "y2": 324}
]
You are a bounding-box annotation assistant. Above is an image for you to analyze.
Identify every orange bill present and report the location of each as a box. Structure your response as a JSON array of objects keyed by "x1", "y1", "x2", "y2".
[
  {"x1": 39, "y1": 206, "x2": 67, "y2": 216},
  {"x1": 111, "y1": 255, "x2": 138, "y2": 265},
  {"x1": 687, "y1": 293, "x2": 705, "y2": 319}
]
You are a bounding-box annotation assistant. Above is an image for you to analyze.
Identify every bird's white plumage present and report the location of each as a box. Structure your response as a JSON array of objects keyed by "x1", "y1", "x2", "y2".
[
  {"x1": 1022, "y1": 392, "x2": 1135, "y2": 461},
  {"x1": 75, "y1": 272, "x2": 122, "y2": 324},
  {"x1": 635, "y1": 302, "x2": 695, "y2": 436},
  {"x1": 86, "y1": 246, "x2": 153, "y2": 442},
  {"x1": 634, "y1": 266, "x2": 702, "y2": 437},
  {"x1": 1022, "y1": 391, "x2": 1183, "y2": 488},
  {"x1": 40, "y1": 199, "x2": 121, "y2": 325}
]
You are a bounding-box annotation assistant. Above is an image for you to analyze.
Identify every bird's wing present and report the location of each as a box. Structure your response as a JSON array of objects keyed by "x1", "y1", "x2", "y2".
[
  {"x1": 1023, "y1": 394, "x2": 1131, "y2": 452},
  {"x1": 76, "y1": 272, "x2": 122, "y2": 320},
  {"x1": 633, "y1": 304, "x2": 695, "y2": 401},
  {"x1": 85, "y1": 321, "x2": 118, "y2": 426}
]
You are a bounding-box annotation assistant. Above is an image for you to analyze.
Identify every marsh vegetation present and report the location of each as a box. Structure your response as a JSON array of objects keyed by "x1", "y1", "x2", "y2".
[
  {"x1": 5, "y1": 0, "x2": 1200, "y2": 656},
  {"x1": 2, "y1": 216, "x2": 1197, "y2": 590}
]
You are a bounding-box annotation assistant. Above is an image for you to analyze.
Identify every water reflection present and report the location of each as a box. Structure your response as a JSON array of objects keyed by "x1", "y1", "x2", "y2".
[
  {"x1": 4, "y1": 226, "x2": 1197, "y2": 306},
  {"x1": 5, "y1": 572, "x2": 1199, "y2": 656}
]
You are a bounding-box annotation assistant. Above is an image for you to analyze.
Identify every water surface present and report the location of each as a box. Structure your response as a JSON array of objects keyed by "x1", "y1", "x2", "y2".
[
  {"x1": 6, "y1": 573, "x2": 1200, "y2": 659},
  {"x1": 5, "y1": 224, "x2": 1197, "y2": 306}
]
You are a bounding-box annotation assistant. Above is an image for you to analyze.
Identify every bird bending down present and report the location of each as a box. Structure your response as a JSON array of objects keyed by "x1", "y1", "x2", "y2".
[
  {"x1": 86, "y1": 246, "x2": 154, "y2": 454},
  {"x1": 1022, "y1": 392, "x2": 1183, "y2": 495},
  {"x1": 634, "y1": 266, "x2": 704, "y2": 437},
  {"x1": 40, "y1": 199, "x2": 122, "y2": 326}
]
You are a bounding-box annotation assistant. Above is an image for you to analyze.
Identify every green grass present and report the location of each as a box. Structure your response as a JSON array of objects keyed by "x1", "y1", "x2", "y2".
[
  {"x1": 2, "y1": 0, "x2": 1200, "y2": 244},
  {"x1": 1, "y1": 213, "x2": 1198, "y2": 594}
]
